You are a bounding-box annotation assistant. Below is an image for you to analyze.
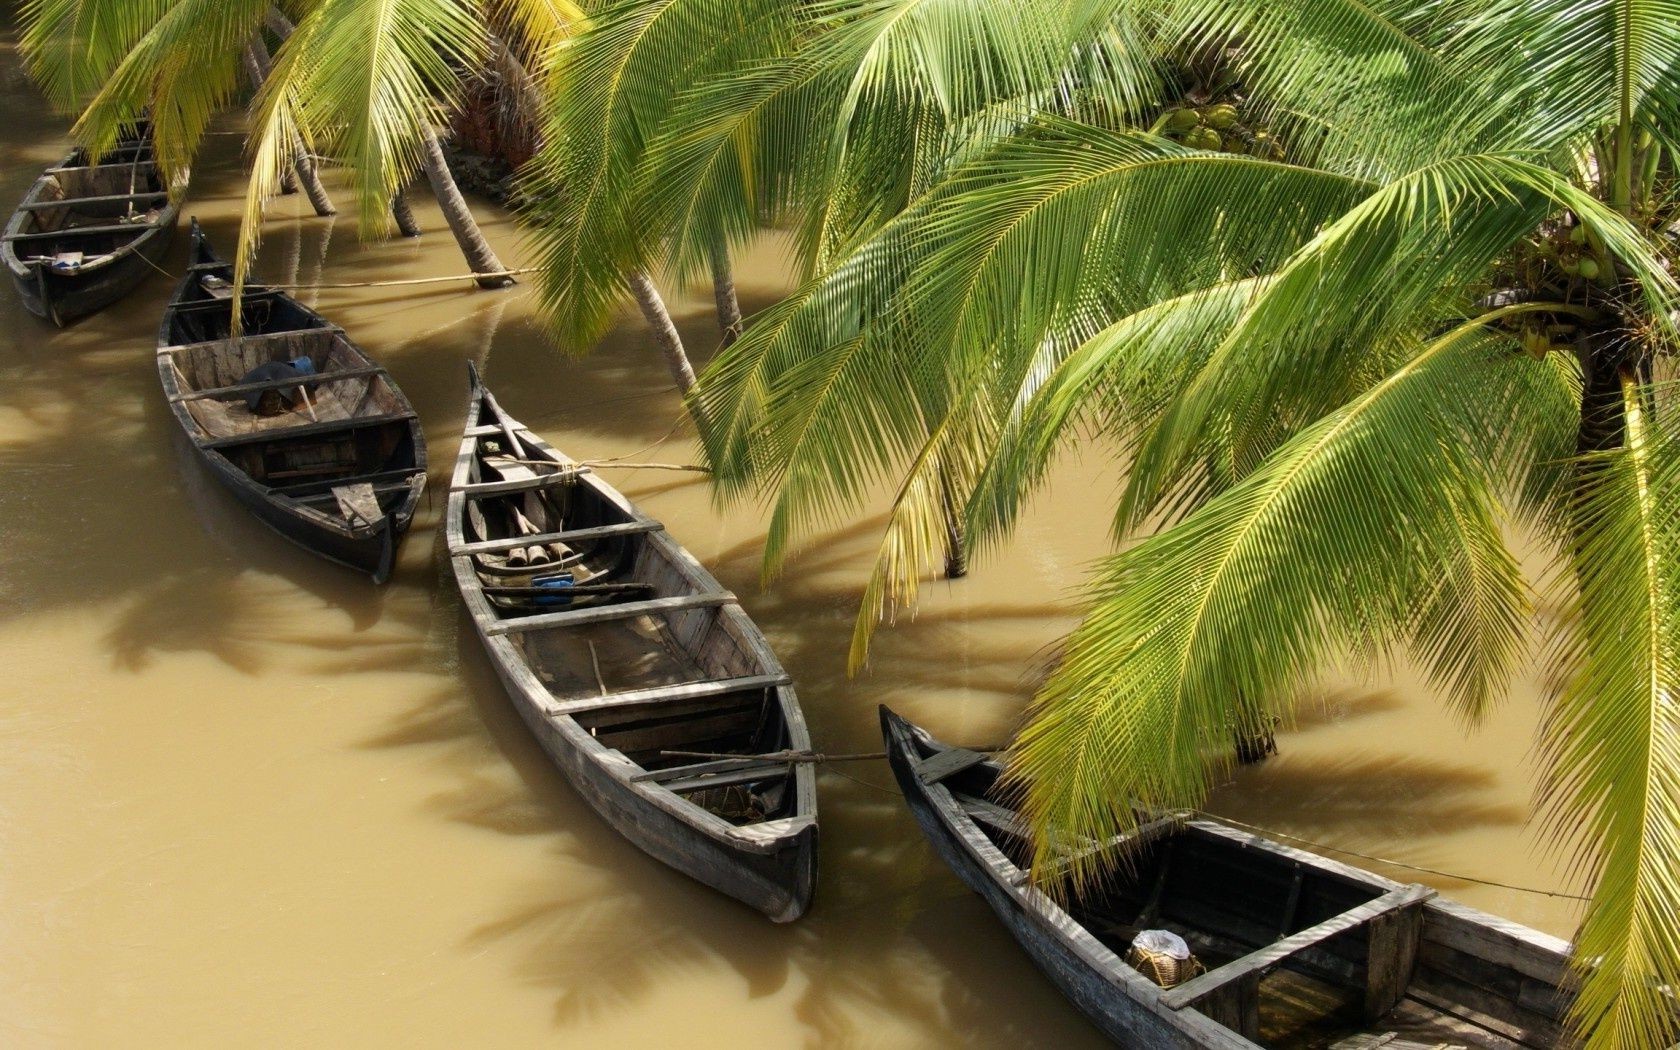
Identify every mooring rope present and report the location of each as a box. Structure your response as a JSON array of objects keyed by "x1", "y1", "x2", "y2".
[
  {"x1": 663, "y1": 743, "x2": 1587, "y2": 899},
  {"x1": 1193, "y1": 811, "x2": 1592, "y2": 902}
]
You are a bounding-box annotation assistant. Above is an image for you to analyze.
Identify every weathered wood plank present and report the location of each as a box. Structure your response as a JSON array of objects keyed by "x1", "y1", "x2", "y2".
[
  {"x1": 3, "y1": 221, "x2": 157, "y2": 242},
  {"x1": 1160, "y1": 884, "x2": 1437, "y2": 1012},
  {"x1": 632, "y1": 755, "x2": 792, "y2": 784},
  {"x1": 200, "y1": 411, "x2": 416, "y2": 449},
  {"x1": 655, "y1": 761, "x2": 794, "y2": 795},
  {"x1": 18, "y1": 190, "x2": 169, "y2": 211},
  {"x1": 1364, "y1": 894, "x2": 1426, "y2": 1019},
  {"x1": 1195, "y1": 971, "x2": 1260, "y2": 1042},
  {"x1": 171, "y1": 365, "x2": 383, "y2": 403},
  {"x1": 455, "y1": 471, "x2": 587, "y2": 497},
  {"x1": 916, "y1": 746, "x2": 989, "y2": 785},
  {"x1": 452, "y1": 519, "x2": 661, "y2": 555},
  {"x1": 550, "y1": 672, "x2": 789, "y2": 717},
  {"x1": 485, "y1": 592, "x2": 734, "y2": 635}
]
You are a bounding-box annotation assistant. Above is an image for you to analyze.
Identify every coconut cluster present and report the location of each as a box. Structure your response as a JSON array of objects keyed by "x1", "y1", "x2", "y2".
[{"x1": 1158, "y1": 101, "x2": 1282, "y2": 159}]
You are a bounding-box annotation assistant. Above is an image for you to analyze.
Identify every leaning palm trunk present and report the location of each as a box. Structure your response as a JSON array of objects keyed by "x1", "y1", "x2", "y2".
[
  {"x1": 391, "y1": 191, "x2": 421, "y2": 238},
  {"x1": 419, "y1": 126, "x2": 514, "y2": 288},
  {"x1": 627, "y1": 271, "x2": 698, "y2": 394},
  {"x1": 938, "y1": 468, "x2": 968, "y2": 579},
  {"x1": 241, "y1": 36, "x2": 333, "y2": 216},
  {"x1": 709, "y1": 240, "x2": 743, "y2": 348}
]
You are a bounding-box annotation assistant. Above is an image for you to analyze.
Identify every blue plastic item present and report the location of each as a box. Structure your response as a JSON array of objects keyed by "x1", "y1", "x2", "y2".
[{"x1": 532, "y1": 573, "x2": 575, "y2": 607}]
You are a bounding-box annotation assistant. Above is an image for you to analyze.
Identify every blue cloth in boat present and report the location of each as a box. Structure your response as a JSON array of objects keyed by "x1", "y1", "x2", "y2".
[{"x1": 237, "y1": 357, "x2": 315, "y2": 412}]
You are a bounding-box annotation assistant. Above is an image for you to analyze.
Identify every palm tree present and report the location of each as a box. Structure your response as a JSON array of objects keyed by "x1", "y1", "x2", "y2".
[
  {"x1": 532, "y1": 1, "x2": 1680, "y2": 1044},
  {"x1": 17, "y1": 0, "x2": 575, "y2": 292}
]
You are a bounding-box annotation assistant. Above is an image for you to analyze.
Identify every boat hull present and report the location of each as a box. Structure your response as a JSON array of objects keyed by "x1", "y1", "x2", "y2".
[
  {"x1": 882, "y1": 709, "x2": 1227, "y2": 1048},
  {"x1": 448, "y1": 366, "x2": 817, "y2": 921},
  {"x1": 7, "y1": 211, "x2": 178, "y2": 325},
  {"x1": 477, "y1": 624, "x2": 818, "y2": 920},
  {"x1": 201, "y1": 449, "x2": 422, "y2": 583}
]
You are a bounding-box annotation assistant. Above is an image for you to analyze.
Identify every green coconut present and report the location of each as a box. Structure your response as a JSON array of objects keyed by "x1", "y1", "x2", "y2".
[
  {"x1": 1166, "y1": 108, "x2": 1200, "y2": 132},
  {"x1": 1569, "y1": 224, "x2": 1589, "y2": 245},
  {"x1": 1576, "y1": 256, "x2": 1600, "y2": 280},
  {"x1": 1205, "y1": 103, "x2": 1239, "y2": 129}
]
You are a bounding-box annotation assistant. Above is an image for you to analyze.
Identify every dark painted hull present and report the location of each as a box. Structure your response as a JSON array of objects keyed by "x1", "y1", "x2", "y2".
[
  {"x1": 201, "y1": 449, "x2": 421, "y2": 583},
  {"x1": 7, "y1": 208, "x2": 178, "y2": 325},
  {"x1": 158, "y1": 221, "x2": 426, "y2": 584}
]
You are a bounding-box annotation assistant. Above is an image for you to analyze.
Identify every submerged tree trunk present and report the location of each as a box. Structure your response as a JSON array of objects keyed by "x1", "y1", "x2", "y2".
[
  {"x1": 627, "y1": 271, "x2": 698, "y2": 395},
  {"x1": 418, "y1": 126, "x2": 514, "y2": 289},
  {"x1": 1232, "y1": 693, "x2": 1278, "y2": 764},
  {"x1": 391, "y1": 191, "x2": 421, "y2": 238},
  {"x1": 709, "y1": 239, "x2": 743, "y2": 348},
  {"x1": 939, "y1": 468, "x2": 969, "y2": 579}
]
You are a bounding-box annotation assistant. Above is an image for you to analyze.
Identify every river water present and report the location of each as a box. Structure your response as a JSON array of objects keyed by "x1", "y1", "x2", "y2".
[{"x1": 0, "y1": 25, "x2": 1583, "y2": 1049}]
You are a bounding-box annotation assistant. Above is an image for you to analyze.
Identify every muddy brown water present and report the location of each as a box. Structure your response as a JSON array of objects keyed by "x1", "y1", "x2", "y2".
[{"x1": 0, "y1": 28, "x2": 1583, "y2": 1050}]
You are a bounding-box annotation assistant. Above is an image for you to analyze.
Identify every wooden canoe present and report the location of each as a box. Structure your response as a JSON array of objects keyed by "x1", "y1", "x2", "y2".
[
  {"x1": 157, "y1": 220, "x2": 426, "y2": 583},
  {"x1": 881, "y1": 707, "x2": 1580, "y2": 1048},
  {"x1": 4, "y1": 128, "x2": 180, "y2": 325},
  {"x1": 446, "y1": 365, "x2": 817, "y2": 921}
]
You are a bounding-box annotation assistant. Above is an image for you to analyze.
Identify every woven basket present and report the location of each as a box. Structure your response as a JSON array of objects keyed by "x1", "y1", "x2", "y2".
[{"x1": 1125, "y1": 943, "x2": 1206, "y2": 989}]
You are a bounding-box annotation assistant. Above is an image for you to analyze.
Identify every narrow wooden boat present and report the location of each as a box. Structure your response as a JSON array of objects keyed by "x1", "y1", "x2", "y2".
[
  {"x1": 446, "y1": 365, "x2": 817, "y2": 921},
  {"x1": 157, "y1": 220, "x2": 426, "y2": 583},
  {"x1": 5, "y1": 126, "x2": 180, "y2": 324},
  {"x1": 881, "y1": 707, "x2": 1579, "y2": 1049}
]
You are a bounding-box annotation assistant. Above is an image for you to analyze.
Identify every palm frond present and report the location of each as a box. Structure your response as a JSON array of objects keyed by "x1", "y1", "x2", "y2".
[{"x1": 1540, "y1": 374, "x2": 1680, "y2": 1050}]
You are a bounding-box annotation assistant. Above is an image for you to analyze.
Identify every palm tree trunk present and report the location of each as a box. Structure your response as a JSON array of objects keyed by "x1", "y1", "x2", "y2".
[
  {"x1": 391, "y1": 191, "x2": 421, "y2": 238},
  {"x1": 709, "y1": 239, "x2": 743, "y2": 348},
  {"x1": 938, "y1": 468, "x2": 968, "y2": 579},
  {"x1": 244, "y1": 28, "x2": 333, "y2": 215},
  {"x1": 418, "y1": 126, "x2": 515, "y2": 288},
  {"x1": 627, "y1": 271, "x2": 697, "y2": 394}
]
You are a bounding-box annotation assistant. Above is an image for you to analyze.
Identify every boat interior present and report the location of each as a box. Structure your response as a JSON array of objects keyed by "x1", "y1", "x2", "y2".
[
  {"x1": 461, "y1": 419, "x2": 802, "y2": 827},
  {"x1": 913, "y1": 738, "x2": 1572, "y2": 1049},
  {"x1": 165, "y1": 313, "x2": 417, "y2": 508},
  {"x1": 10, "y1": 159, "x2": 168, "y2": 260}
]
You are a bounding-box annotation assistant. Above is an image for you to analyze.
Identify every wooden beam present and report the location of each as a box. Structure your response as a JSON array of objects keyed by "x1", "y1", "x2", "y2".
[
  {"x1": 464, "y1": 423, "x2": 528, "y2": 438},
  {"x1": 1019, "y1": 815, "x2": 1184, "y2": 886},
  {"x1": 654, "y1": 761, "x2": 795, "y2": 795},
  {"x1": 1364, "y1": 896, "x2": 1427, "y2": 1019},
  {"x1": 284, "y1": 479, "x2": 420, "y2": 505},
  {"x1": 552, "y1": 672, "x2": 790, "y2": 717},
  {"x1": 170, "y1": 365, "x2": 384, "y2": 403},
  {"x1": 4, "y1": 222, "x2": 155, "y2": 242},
  {"x1": 632, "y1": 752, "x2": 795, "y2": 784},
  {"x1": 200, "y1": 411, "x2": 416, "y2": 449},
  {"x1": 455, "y1": 472, "x2": 586, "y2": 498},
  {"x1": 18, "y1": 190, "x2": 170, "y2": 212},
  {"x1": 484, "y1": 591, "x2": 734, "y2": 635},
  {"x1": 958, "y1": 795, "x2": 1032, "y2": 841},
  {"x1": 1161, "y1": 884, "x2": 1437, "y2": 1013},
  {"x1": 916, "y1": 746, "x2": 989, "y2": 785},
  {"x1": 451, "y1": 519, "x2": 661, "y2": 555}
]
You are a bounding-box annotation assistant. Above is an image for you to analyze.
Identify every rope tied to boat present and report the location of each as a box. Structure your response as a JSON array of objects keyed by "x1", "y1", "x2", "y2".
[{"x1": 671, "y1": 745, "x2": 1592, "y2": 900}]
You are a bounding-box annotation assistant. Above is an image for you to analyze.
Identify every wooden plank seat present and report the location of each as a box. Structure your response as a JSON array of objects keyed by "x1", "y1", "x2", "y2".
[
  {"x1": 464, "y1": 423, "x2": 530, "y2": 438},
  {"x1": 958, "y1": 795, "x2": 1033, "y2": 841},
  {"x1": 1012, "y1": 814, "x2": 1186, "y2": 887},
  {"x1": 169, "y1": 365, "x2": 385, "y2": 403},
  {"x1": 1159, "y1": 884, "x2": 1437, "y2": 1041},
  {"x1": 452, "y1": 519, "x2": 662, "y2": 556},
  {"x1": 285, "y1": 479, "x2": 422, "y2": 506},
  {"x1": 455, "y1": 472, "x2": 590, "y2": 498},
  {"x1": 4, "y1": 221, "x2": 159, "y2": 242},
  {"x1": 164, "y1": 290, "x2": 289, "y2": 314},
  {"x1": 485, "y1": 592, "x2": 736, "y2": 636},
  {"x1": 547, "y1": 673, "x2": 791, "y2": 717},
  {"x1": 18, "y1": 190, "x2": 171, "y2": 212},
  {"x1": 271, "y1": 466, "x2": 427, "y2": 495},
  {"x1": 916, "y1": 746, "x2": 990, "y2": 784},
  {"x1": 200, "y1": 411, "x2": 417, "y2": 449}
]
